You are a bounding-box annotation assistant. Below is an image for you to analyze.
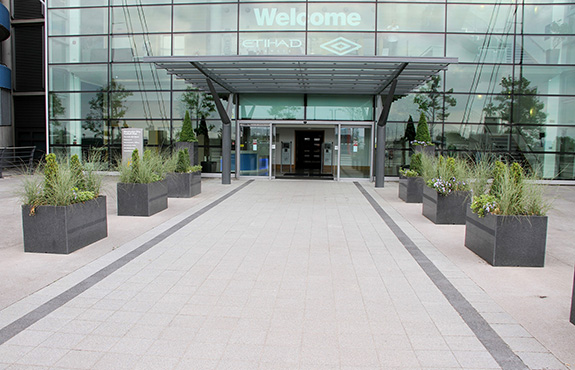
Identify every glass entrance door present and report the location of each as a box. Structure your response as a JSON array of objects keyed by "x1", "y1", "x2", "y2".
[
  {"x1": 339, "y1": 126, "x2": 372, "y2": 178},
  {"x1": 239, "y1": 124, "x2": 271, "y2": 177}
]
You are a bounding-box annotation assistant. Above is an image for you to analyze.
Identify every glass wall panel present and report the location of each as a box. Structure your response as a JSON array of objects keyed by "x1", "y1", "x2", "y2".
[
  {"x1": 112, "y1": 0, "x2": 171, "y2": 4},
  {"x1": 448, "y1": 93, "x2": 511, "y2": 125},
  {"x1": 377, "y1": 3, "x2": 445, "y2": 32},
  {"x1": 377, "y1": 32, "x2": 443, "y2": 57},
  {"x1": 239, "y1": 3, "x2": 306, "y2": 31},
  {"x1": 111, "y1": 34, "x2": 172, "y2": 60},
  {"x1": 174, "y1": 5, "x2": 238, "y2": 32},
  {"x1": 240, "y1": 125, "x2": 271, "y2": 176},
  {"x1": 307, "y1": 3, "x2": 375, "y2": 32},
  {"x1": 523, "y1": 5, "x2": 574, "y2": 35},
  {"x1": 49, "y1": 36, "x2": 108, "y2": 63},
  {"x1": 446, "y1": 5, "x2": 516, "y2": 34},
  {"x1": 442, "y1": 123, "x2": 511, "y2": 153},
  {"x1": 119, "y1": 92, "x2": 171, "y2": 119},
  {"x1": 50, "y1": 65, "x2": 108, "y2": 92},
  {"x1": 519, "y1": 35, "x2": 574, "y2": 65},
  {"x1": 446, "y1": 34, "x2": 513, "y2": 63},
  {"x1": 515, "y1": 66, "x2": 575, "y2": 95},
  {"x1": 112, "y1": 6, "x2": 172, "y2": 34},
  {"x1": 239, "y1": 32, "x2": 306, "y2": 55},
  {"x1": 49, "y1": 92, "x2": 103, "y2": 120},
  {"x1": 307, "y1": 95, "x2": 373, "y2": 121},
  {"x1": 49, "y1": 8, "x2": 108, "y2": 36},
  {"x1": 340, "y1": 126, "x2": 371, "y2": 178},
  {"x1": 307, "y1": 32, "x2": 375, "y2": 56},
  {"x1": 173, "y1": 33, "x2": 237, "y2": 56},
  {"x1": 111, "y1": 63, "x2": 171, "y2": 91},
  {"x1": 445, "y1": 64, "x2": 513, "y2": 94},
  {"x1": 50, "y1": 0, "x2": 108, "y2": 7},
  {"x1": 240, "y1": 95, "x2": 304, "y2": 120},
  {"x1": 121, "y1": 120, "x2": 172, "y2": 147}
]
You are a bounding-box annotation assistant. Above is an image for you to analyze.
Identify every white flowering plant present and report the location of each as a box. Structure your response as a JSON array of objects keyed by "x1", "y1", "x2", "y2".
[{"x1": 427, "y1": 177, "x2": 469, "y2": 195}]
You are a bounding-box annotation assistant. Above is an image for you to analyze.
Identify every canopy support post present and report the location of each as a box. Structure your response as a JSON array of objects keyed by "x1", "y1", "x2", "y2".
[{"x1": 375, "y1": 79, "x2": 398, "y2": 188}]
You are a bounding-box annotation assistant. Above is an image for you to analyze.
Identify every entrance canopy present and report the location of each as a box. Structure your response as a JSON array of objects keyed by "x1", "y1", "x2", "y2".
[{"x1": 144, "y1": 55, "x2": 457, "y2": 96}]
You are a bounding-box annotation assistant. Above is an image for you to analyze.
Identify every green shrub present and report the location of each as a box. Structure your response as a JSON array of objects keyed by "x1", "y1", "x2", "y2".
[
  {"x1": 118, "y1": 148, "x2": 166, "y2": 184},
  {"x1": 175, "y1": 149, "x2": 191, "y2": 173},
  {"x1": 414, "y1": 112, "x2": 432, "y2": 145},
  {"x1": 409, "y1": 153, "x2": 422, "y2": 175},
  {"x1": 178, "y1": 111, "x2": 197, "y2": 142}
]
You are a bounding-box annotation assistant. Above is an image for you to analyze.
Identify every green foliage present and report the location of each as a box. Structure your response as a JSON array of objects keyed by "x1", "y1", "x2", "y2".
[
  {"x1": 471, "y1": 194, "x2": 498, "y2": 218},
  {"x1": 399, "y1": 168, "x2": 420, "y2": 177},
  {"x1": 403, "y1": 115, "x2": 416, "y2": 142},
  {"x1": 466, "y1": 155, "x2": 495, "y2": 197},
  {"x1": 424, "y1": 155, "x2": 471, "y2": 195},
  {"x1": 21, "y1": 153, "x2": 102, "y2": 209},
  {"x1": 178, "y1": 111, "x2": 197, "y2": 142},
  {"x1": 190, "y1": 165, "x2": 202, "y2": 173},
  {"x1": 175, "y1": 149, "x2": 192, "y2": 173},
  {"x1": 118, "y1": 149, "x2": 166, "y2": 184},
  {"x1": 413, "y1": 75, "x2": 457, "y2": 123},
  {"x1": 409, "y1": 153, "x2": 423, "y2": 175},
  {"x1": 414, "y1": 112, "x2": 432, "y2": 144}
]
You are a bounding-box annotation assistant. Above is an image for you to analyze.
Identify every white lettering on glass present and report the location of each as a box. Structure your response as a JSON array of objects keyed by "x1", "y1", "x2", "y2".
[{"x1": 253, "y1": 8, "x2": 362, "y2": 27}]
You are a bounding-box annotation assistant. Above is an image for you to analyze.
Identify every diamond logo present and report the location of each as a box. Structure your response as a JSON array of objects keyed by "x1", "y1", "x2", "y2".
[{"x1": 320, "y1": 37, "x2": 362, "y2": 56}]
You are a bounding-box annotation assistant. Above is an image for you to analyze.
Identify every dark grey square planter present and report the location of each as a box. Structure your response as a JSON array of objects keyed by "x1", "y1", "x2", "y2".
[
  {"x1": 166, "y1": 172, "x2": 201, "y2": 198},
  {"x1": 399, "y1": 176, "x2": 424, "y2": 203},
  {"x1": 422, "y1": 186, "x2": 470, "y2": 224},
  {"x1": 413, "y1": 144, "x2": 435, "y2": 156},
  {"x1": 174, "y1": 141, "x2": 198, "y2": 166},
  {"x1": 22, "y1": 196, "x2": 108, "y2": 254},
  {"x1": 464, "y1": 208, "x2": 548, "y2": 267},
  {"x1": 570, "y1": 268, "x2": 575, "y2": 325},
  {"x1": 117, "y1": 180, "x2": 168, "y2": 217}
]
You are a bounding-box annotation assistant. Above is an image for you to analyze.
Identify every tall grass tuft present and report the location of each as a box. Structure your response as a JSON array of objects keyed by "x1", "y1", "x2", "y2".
[{"x1": 118, "y1": 148, "x2": 167, "y2": 184}]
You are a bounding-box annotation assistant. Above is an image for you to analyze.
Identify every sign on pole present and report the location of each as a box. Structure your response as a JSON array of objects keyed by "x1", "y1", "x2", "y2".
[{"x1": 121, "y1": 128, "x2": 144, "y2": 163}]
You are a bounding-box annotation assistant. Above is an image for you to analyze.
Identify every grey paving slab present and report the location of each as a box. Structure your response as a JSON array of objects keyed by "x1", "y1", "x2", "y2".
[{"x1": 0, "y1": 179, "x2": 572, "y2": 369}]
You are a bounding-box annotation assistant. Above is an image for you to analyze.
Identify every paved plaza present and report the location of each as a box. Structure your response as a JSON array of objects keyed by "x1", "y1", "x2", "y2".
[{"x1": 0, "y1": 174, "x2": 574, "y2": 369}]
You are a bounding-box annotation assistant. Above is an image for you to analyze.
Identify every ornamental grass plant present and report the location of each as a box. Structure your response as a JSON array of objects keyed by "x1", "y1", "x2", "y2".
[
  {"x1": 470, "y1": 160, "x2": 551, "y2": 217},
  {"x1": 164, "y1": 149, "x2": 202, "y2": 174},
  {"x1": 424, "y1": 155, "x2": 471, "y2": 195},
  {"x1": 21, "y1": 153, "x2": 103, "y2": 211},
  {"x1": 118, "y1": 149, "x2": 167, "y2": 184}
]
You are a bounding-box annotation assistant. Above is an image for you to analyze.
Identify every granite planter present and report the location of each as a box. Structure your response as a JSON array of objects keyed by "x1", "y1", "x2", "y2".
[
  {"x1": 413, "y1": 144, "x2": 435, "y2": 156},
  {"x1": 422, "y1": 186, "x2": 470, "y2": 224},
  {"x1": 166, "y1": 171, "x2": 201, "y2": 198},
  {"x1": 464, "y1": 208, "x2": 548, "y2": 267},
  {"x1": 174, "y1": 141, "x2": 198, "y2": 166},
  {"x1": 399, "y1": 176, "x2": 424, "y2": 203},
  {"x1": 117, "y1": 180, "x2": 168, "y2": 216},
  {"x1": 22, "y1": 196, "x2": 108, "y2": 254}
]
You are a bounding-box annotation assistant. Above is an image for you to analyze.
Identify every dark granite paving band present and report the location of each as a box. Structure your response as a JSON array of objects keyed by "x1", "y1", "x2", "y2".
[
  {"x1": 0, "y1": 180, "x2": 254, "y2": 346},
  {"x1": 355, "y1": 182, "x2": 528, "y2": 370}
]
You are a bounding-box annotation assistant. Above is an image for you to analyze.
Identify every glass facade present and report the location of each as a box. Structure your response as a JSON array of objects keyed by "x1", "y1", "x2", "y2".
[{"x1": 47, "y1": 0, "x2": 575, "y2": 179}]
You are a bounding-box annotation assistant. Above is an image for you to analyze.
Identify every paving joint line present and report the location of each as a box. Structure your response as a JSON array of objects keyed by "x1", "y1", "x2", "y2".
[
  {"x1": 354, "y1": 182, "x2": 528, "y2": 370},
  {"x1": 0, "y1": 180, "x2": 254, "y2": 346}
]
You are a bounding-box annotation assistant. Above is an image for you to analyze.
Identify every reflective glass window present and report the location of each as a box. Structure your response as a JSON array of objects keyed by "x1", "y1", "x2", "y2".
[
  {"x1": 48, "y1": 92, "x2": 104, "y2": 120},
  {"x1": 446, "y1": 34, "x2": 514, "y2": 63},
  {"x1": 240, "y1": 95, "x2": 304, "y2": 120},
  {"x1": 112, "y1": 0, "x2": 171, "y2": 4},
  {"x1": 515, "y1": 66, "x2": 575, "y2": 95},
  {"x1": 442, "y1": 123, "x2": 510, "y2": 152},
  {"x1": 307, "y1": 95, "x2": 373, "y2": 121},
  {"x1": 111, "y1": 64, "x2": 172, "y2": 91},
  {"x1": 340, "y1": 126, "x2": 371, "y2": 178},
  {"x1": 174, "y1": 4, "x2": 238, "y2": 32},
  {"x1": 524, "y1": 5, "x2": 573, "y2": 34},
  {"x1": 50, "y1": 65, "x2": 108, "y2": 92},
  {"x1": 239, "y1": 32, "x2": 306, "y2": 55},
  {"x1": 112, "y1": 6, "x2": 172, "y2": 34},
  {"x1": 240, "y1": 3, "x2": 306, "y2": 31},
  {"x1": 445, "y1": 64, "x2": 513, "y2": 94},
  {"x1": 111, "y1": 34, "x2": 172, "y2": 60},
  {"x1": 49, "y1": 8, "x2": 108, "y2": 36},
  {"x1": 307, "y1": 33, "x2": 375, "y2": 56},
  {"x1": 518, "y1": 35, "x2": 573, "y2": 65},
  {"x1": 307, "y1": 3, "x2": 375, "y2": 32},
  {"x1": 377, "y1": 3, "x2": 445, "y2": 32},
  {"x1": 377, "y1": 32, "x2": 443, "y2": 57},
  {"x1": 447, "y1": 5, "x2": 516, "y2": 34},
  {"x1": 119, "y1": 91, "x2": 171, "y2": 119},
  {"x1": 49, "y1": 36, "x2": 108, "y2": 63},
  {"x1": 173, "y1": 33, "x2": 237, "y2": 56},
  {"x1": 50, "y1": 0, "x2": 107, "y2": 7}
]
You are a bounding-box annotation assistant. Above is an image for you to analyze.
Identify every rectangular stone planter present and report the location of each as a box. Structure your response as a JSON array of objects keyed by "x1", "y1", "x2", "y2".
[
  {"x1": 422, "y1": 186, "x2": 470, "y2": 224},
  {"x1": 399, "y1": 176, "x2": 424, "y2": 203},
  {"x1": 174, "y1": 141, "x2": 198, "y2": 166},
  {"x1": 166, "y1": 171, "x2": 201, "y2": 198},
  {"x1": 464, "y1": 208, "x2": 548, "y2": 267},
  {"x1": 22, "y1": 196, "x2": 108, "y2": 254},
  {"x1": 117, "y1": 180, "x2": 168, "y2": 217}
]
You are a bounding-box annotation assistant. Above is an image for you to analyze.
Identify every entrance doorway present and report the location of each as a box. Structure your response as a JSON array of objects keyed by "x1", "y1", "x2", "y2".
[{"x1": 295, "y1": 130, "x2": 323, "y2": 175}]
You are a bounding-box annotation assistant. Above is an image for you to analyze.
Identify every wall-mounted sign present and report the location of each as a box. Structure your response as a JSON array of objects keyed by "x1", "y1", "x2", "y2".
[{"x1": 254, "y1": 8, "x2": 361, "y2": 28}]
